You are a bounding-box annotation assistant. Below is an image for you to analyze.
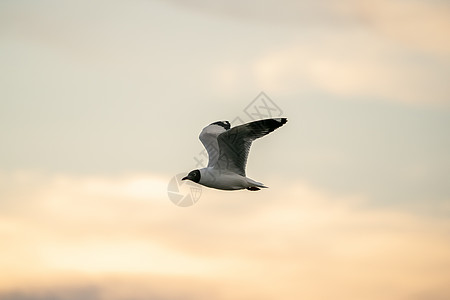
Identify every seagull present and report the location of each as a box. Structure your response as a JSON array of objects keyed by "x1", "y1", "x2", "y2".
[{"x1": 182, "y1": 118, "x2": 287, "y2": 191}]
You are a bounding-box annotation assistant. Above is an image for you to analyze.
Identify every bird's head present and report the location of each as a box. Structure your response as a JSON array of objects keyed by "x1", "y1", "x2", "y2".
[{"x1": 182, "y1": 169, "x2": 201, "y2": 183}]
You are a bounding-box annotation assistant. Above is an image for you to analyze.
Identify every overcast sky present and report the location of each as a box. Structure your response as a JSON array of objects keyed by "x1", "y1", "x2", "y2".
[{"x1": 1, "y1": 0, "x2": 450, "y2": 299}]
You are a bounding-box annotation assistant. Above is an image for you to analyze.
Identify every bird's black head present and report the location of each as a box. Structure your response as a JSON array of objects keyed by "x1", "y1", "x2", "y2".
[{"x1": 182, "y1": 169, "x2": 201, "y2": 183}]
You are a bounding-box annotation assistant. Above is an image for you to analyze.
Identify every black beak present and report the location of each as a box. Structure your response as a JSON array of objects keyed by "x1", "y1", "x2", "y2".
[{"x1": 181, "y1": 176, "x2": 188, "y2": 181}]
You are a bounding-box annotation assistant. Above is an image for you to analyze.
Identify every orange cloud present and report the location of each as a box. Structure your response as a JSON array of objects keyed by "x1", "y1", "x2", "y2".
[{"x1": 0, "y1": 172, "x2": 449, "y2": 299}]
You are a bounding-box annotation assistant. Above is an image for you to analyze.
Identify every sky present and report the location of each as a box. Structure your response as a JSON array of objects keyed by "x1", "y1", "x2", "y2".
[{"x1": 0, "y1": 0, "x2": 450, "y2": 299}]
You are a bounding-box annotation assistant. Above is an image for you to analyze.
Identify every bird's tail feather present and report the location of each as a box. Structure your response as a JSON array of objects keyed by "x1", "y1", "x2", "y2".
[{"x1": 247, "y1": 178, "x2": 268, "y2": 189}]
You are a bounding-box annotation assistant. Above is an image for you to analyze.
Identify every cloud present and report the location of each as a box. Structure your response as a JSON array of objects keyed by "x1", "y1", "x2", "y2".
[
  {"x1": 167, "y1": 0, "x2": 450, "y2": 106},
  {"x1": 1, "y1": 172, "x2": 450, "y2": 299},
  {"x1": 252, "y1": 37, "x2": 449, "y2": 105},
  {"x1": 165, "y1": 0, "x2": 450, "y2": 55},
  {"x1": 355, "y1": 0, "x2": 450, "y2": 56},
  {"x1": 2, "y1": 0, "x2": 448, "y2": 110}
]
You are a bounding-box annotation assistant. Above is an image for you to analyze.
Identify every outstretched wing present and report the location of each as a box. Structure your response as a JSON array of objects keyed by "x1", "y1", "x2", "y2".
[
  {"x1": 214, "y1": 118, "x2": 287, "y2": 176},
  {"x1": 199, "y1": 121, "x2": 231, "y2": 167}
]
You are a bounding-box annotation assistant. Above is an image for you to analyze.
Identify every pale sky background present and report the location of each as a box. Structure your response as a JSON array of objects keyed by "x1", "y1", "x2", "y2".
[{"x1": 1, "y1": 0, "x2": 450, "y2": 299}]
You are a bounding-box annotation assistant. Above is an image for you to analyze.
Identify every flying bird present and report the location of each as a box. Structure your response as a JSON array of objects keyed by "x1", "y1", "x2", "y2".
[{"x1": 182, "y1": 118, "x2": 287, "y2": 191}]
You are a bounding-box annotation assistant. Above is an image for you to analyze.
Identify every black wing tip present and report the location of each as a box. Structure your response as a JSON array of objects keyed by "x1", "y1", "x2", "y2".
[
  {"x1": 277, "y1": 118, "x2": 287, "y2": 125},
  {"x1": 211, "y1": 120, "x2": 231, "y2": 130},
  {"x1": 268, "y1": 118, "x2": 287, "y2": 129}
]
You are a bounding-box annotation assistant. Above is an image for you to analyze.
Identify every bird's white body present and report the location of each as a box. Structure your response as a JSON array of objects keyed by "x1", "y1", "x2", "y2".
[{"x1": 198, "y1": 167, "x2": 266, "y2": 190}]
